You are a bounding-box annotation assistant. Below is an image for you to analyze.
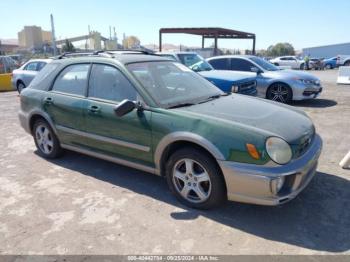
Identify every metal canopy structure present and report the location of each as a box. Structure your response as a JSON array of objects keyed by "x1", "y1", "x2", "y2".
[{"x1": 159, "y1": 27, "x2": 256, "y2": 55}]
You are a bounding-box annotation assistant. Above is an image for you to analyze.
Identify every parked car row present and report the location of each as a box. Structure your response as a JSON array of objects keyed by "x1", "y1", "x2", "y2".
[
  {"x1": 18, "y1": 51, "x2": 322, "y2": 209},
  {"x1": 269, "y1": 55, "x2": 350, "y2": 70}
]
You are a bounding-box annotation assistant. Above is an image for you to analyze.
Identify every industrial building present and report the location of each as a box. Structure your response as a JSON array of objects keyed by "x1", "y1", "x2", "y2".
[
  {"x1": 302, "y1": 42, "x2": 350, "y2": 58},
  {"x1": 18, "y1": 26, "x2": 52, "y2": 49}
]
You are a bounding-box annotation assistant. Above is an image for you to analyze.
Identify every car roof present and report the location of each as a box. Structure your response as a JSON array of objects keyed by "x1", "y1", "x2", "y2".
[
  {"x1": 207, "y1": 55, "x2": 256, "y2": 60},
  {"x1": 26, "y1": 58, "x2": 53, "y2": 63},
  {"x1": 158, "y1": 51, "x2": 197, "y2": 55}
]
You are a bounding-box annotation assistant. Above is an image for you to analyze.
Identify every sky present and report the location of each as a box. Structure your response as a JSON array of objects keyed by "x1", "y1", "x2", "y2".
[{"x1": 0, "y1": 0, "x2": 349, "y2": 50}]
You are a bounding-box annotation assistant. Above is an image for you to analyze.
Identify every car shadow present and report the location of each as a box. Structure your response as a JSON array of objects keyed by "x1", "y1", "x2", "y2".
[
  {"x1": 290, "y1": 99, "x2": 337, "y2": 108},
  {"x1": 42, "y1": 150, "x2": 350, "y2": 253}
]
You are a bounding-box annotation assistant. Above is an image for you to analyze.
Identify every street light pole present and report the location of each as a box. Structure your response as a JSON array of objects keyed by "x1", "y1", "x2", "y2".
[{"x1": 50, "y1": 14, "x2": 57, "y2": 56}]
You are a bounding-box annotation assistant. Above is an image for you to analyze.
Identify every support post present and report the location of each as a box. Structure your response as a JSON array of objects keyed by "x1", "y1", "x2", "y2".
[
  {"x1": 202, "y1": 36, "x2": 205, "y2": 48},
  {"x1": 159, "y1": 31, "x2": 162, "y2": 52},
  {"x1": 252, "y1": 36, "x2": 256, "y2": 55},
  {"x1": 214, "y1": 35, "x2": 218, "y2": 56}
]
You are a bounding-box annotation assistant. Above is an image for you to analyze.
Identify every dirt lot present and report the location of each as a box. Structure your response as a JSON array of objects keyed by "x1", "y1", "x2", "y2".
[{"x1": 0, "y1": 69, "x2": 349, "y2": 255}]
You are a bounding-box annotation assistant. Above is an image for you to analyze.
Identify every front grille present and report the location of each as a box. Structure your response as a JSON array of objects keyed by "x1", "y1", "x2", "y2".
[
  {"x1": 238, "y1": 80, "x2": 256, "y2": 92},
  {"x1": 303, "y1": 88, "x2": 322, "y2": 96}
]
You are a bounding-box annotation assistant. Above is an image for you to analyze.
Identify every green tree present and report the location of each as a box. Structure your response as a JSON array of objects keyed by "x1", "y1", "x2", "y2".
[
  {"x1": 62, "y1": 39, "x2": 75, "y2": 52},
  {"x1": 267, "y1": 43, "x2": 295, "y2": 57}
]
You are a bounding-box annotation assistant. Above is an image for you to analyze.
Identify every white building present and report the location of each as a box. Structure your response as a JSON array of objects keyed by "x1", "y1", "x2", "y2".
[{"x1": 302, "y1": 42, "x2": 350, "y2": 58}]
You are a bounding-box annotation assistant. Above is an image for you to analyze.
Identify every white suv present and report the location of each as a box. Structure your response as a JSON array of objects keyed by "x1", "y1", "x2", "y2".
[{"x1": 269, "y1": 56, "x2": 304, "y2": 70}]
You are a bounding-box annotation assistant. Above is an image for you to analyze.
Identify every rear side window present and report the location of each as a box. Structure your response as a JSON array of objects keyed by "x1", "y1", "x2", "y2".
[
  {"x1": 231, "y1": 58, "x2": 254, "y2": 72},
  {"x1": 30, "y1": 63, "x2": 60, "y2": 89},
  {"x1": 37, "y1": 62, "x2": 47, "y2": 71},
  {"x1": 88, "y1": 64, "x2": 137, "y2": 102},
  {"x1": 209, "y1": 58, "x2": 229, "y2": 70},
  {"x1": 25, "y1": 62, "x2": 39, "y2": 71},
  {"x1": 52, "y1": 64, "x2": 90, "y2": 96}
]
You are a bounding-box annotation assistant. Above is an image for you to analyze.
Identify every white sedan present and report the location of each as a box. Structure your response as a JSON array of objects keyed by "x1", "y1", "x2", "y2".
[{"x1": 269, "y1": 56, "x2": 305, "y2": 70}]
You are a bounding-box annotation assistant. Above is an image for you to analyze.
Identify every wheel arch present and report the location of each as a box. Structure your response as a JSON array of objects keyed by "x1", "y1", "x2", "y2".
[
  {"x1": 28, "y1": 111, "x2": 57, "y2": 136},
  {"x1": 154, "y1": 132, "x2": 225, "y2": 177}
]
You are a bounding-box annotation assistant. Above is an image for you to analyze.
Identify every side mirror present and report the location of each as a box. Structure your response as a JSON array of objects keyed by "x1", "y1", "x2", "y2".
[
  {"x1": 114, "y1": 99, "x2": 136, "y2": 117},
  {"x1": 251, "y1": 67, "x2": 261, "y2": 74}
]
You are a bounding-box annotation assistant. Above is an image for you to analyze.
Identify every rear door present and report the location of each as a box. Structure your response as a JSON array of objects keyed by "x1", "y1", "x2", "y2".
[
  {"x1": 83, "y1": 63, "x2": 153, "y2": 166},
  {"x1": 44, "y1": 63, "x2": 90, "y2": 147}
]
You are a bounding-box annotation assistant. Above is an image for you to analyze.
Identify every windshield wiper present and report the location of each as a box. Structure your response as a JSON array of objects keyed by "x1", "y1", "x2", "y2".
[
  {"x1": 168, "y1": 102, "x2": 196, "y2": 109},
  {"x1": 198, "y1": 93, "x2": 227, "y2": 104}
]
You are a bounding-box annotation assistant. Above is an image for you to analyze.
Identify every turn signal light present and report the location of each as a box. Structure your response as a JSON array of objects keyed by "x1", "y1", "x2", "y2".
[{"x1": 246, "y1": 143, "x2": 260, "y2": 160}]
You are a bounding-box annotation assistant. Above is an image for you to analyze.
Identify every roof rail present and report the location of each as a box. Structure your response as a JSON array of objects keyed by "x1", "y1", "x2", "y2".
[
  {"x1": 103, "y1": 49, "x2": 156, "y2": 55},
  {"x1": 56, "y1": 52, "x2": 94, "y2": 59}
]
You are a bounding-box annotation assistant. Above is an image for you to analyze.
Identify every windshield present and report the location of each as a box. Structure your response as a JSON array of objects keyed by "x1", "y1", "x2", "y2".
[
  {"x1": 127, "y1": 61, "x2": 223, "y2": 108},
  {"x1": 250, "y1": 57, "x2": 279, "y2": 71},
  {"x1": 177, "y1": 54, "x2": 213, "y2": 72}
]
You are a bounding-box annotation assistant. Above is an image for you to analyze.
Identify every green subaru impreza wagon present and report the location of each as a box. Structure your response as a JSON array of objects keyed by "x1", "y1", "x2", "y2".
[{"x1": 18, "y1": 51, "x2": 322, "y2": 209}]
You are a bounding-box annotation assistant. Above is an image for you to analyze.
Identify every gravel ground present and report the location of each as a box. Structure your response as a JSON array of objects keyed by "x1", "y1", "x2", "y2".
[{"x1": 0, "y1": 69, "x2": 349, "y2": 255}]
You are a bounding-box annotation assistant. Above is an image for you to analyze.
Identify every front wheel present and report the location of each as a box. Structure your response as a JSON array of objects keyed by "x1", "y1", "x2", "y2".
[
  {"x1": 266, "y1": 83, "x2": 292, "y2": 103},
  {"x1": 33, "y1": 120, "x2": 63, "y2": 158},
  {"x1": 166, "y1": 147, "x2": 226, "y2": 209}
]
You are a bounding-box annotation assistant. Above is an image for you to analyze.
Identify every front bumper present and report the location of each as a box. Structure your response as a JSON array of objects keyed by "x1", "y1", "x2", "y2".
[
  {"x1": 292, "y1": 82, "x2": 323, "y2": 100},
  {"x1": 218, "y1": 134, "x2": 322, "y2": 205}
]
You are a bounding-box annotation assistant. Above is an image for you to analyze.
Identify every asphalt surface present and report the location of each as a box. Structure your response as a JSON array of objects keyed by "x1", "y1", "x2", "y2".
[{"x1": 0, "y1": 69, "x2": 349, "y2": 255}]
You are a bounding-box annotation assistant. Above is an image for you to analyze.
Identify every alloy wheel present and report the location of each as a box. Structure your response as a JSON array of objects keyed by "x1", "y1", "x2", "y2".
[
  {"x1": 35, "y1": 124, "x2": 54, "y2": 155},
  {"x1": 269, "y1": 84, "x2": 290, "y2": 103},
  {"x1": 172, "y1": 158, "x2": 212, "y2": 203}
]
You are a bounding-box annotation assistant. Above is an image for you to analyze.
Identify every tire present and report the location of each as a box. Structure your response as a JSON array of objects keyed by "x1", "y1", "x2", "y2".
[
  {"x1": 300, "y1": 63, "x2": 305, "y2": 70},
  {"x1": 165, "y1": 147, "x2": 226, "y2": 209},
  {"x1": 345, "y1": 61, "x2": 350, "y2": 66},
  {"x1": 274, "y1": 63, "x2": 279, "y2": 66},
  {"x1": 266, "y1": 83, "x2": 292, "y2": 103},
  {"x1": 325, "y1": 64, "x2": 332, "y2": 69},
  {"x1": 17, "y1": 81, "x2": 25, "y2": 93},
  {"x1": 33, "y1": 120, "x2": 63, "y2": 159}
]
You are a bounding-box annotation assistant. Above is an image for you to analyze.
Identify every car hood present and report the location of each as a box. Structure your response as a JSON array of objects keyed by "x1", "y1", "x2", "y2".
[
  {"x1": 174, "y1": 94, "x2": 314, "y2": 145},
  {"x1": 263, "y1": 69, "x2": 320, "y2": 81},
  {"x1": 199, "y1": 70, "x2": 256, "y2": 82}
]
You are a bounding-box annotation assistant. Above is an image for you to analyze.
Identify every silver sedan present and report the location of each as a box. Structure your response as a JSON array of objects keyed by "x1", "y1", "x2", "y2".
[
  {"x1": 207, "y1": 55, "x2": 323, "y2": 103},
  {"x1": 11, "y1": 59, "x2": 52, "y2": 93}
]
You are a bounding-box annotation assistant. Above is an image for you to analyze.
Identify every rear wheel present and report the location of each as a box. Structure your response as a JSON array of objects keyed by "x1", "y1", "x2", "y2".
[
  {"x1": 33, "y1": 120, "x2": 63, "y2": 158},
  {"x1": 17, "y1": 82, "x2": 25, "y2": 93},
  {"x1": 166, "y1": 147, "x2": 226, "y2": 209},
  {"x1": 267, "y1": 83, "x2": 292, "y2": 103}
]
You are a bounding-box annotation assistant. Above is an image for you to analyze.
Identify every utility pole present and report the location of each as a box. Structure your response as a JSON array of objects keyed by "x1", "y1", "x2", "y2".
[{"x1": 50, "y1": 14, "x2": 57, "y2": 56}]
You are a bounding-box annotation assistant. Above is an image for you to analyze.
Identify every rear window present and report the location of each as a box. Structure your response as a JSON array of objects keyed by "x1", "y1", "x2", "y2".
[{"x1": 29, "y1": 63, "x2": 59, "y2": 89}]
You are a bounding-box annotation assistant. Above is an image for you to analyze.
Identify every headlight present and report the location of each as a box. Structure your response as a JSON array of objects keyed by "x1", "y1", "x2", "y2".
[
  {"x1": 297, "y1": 79, "x2": 314, "y2": 85},
  {"x1": 231, "y1": 85, "x2": 239, "y2": 93},
  {"x1": 265, "y1": 137, "x2": 292, "y2": 165}
]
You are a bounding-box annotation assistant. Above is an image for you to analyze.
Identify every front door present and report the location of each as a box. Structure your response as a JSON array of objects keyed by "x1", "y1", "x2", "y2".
[
  {"x1": 83, "y1": 63, "x2": 153, "y2": 167},
  {"x1": 44, "y1": 63, "x2": 90, "y2": 147}
]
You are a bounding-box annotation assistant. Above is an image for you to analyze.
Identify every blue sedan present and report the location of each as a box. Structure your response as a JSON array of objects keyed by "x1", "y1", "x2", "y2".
[
  {"x1": 323, "y1": 57, "x2": 337, "y2": 69},
  {"x1": 157, "y1": 52, "x2": 257, "y2": 96}
]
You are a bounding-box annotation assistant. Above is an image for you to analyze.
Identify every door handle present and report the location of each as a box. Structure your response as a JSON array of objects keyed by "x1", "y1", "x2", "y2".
[
  {"x1": 88, "y1": 105, "x2": 100, "y2": 113},
  {"x1": 44, "y1": 97, "x2": 53, "y2": 105}
]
